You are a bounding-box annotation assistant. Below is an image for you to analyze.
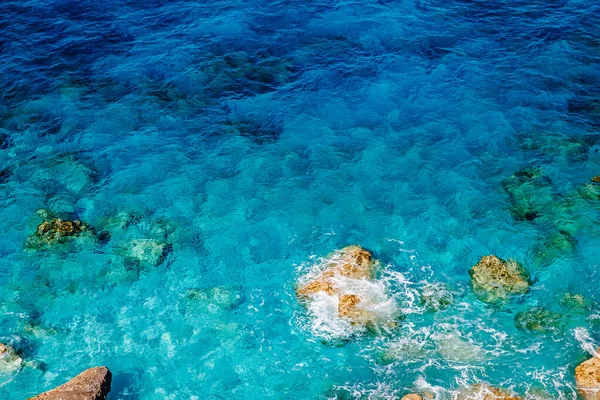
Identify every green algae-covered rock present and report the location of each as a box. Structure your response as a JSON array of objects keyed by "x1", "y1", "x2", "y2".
[
  {"x1": 579, "y1": 176, "x2": 600, "y2": 201},
  {"x1": 514, "y1": 307, "x2": 564, "y2": 333},
  {"x1": 531, "y1": 231, "x2": 576, "y2": 267},
  {"x1": 469, "y1": 255, "x2": 530, "y2": 303},
  {"x1": 560, "y1": 293, "x2": 592, "y2": 311},
  {"x1": 502, "y1": 167, "x2": 555, "y2": 221}
]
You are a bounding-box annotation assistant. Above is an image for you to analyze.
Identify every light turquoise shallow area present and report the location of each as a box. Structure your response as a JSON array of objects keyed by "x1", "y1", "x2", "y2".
[{"x1": 0, "y1": 0, "x2": 600, "y2": 398}]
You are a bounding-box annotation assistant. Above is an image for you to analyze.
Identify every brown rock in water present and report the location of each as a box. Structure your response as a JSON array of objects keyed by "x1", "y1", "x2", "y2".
[
  {"x1": 401, "y1": 394, "x2": 424, "y2": 400},
  {"x1": 31, "y1": 218, "x2": 90, "y2": 247},
  {"x1": 456, "y1": 384, "x2": 520, "y2": 400},
  {"x1": 29, "y1": 366, "x2": 112, "y2": 400},
  {"x1": 38, "y1": 219, "x2": 86, "y2": 237},
  {"x1": 575, "y1": 355, "x2": 600, "y2": 400},
  {"x1": 592, "y1": 176, "x2": 600, "y2": 184},
  {"x1": 296, "y1": 245, "x2": 377, "y2": 298},
  {"x1": 469, "y1": 255, "x2": 530, "y2": 303}
]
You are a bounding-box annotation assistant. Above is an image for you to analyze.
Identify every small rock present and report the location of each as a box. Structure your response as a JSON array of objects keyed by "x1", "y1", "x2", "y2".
[
  {"x1": 29, "y1": 366, "x2": 112, "y2": 400},
  {"x1": 469, "y1": 255, "x2": 530, "y2": 303},
  {"x1": 576, "y1": 355, "x2": 600, "y2": 400},
  {"x1": 592, "y1": 176, "x2": 600, "y2": 184}
]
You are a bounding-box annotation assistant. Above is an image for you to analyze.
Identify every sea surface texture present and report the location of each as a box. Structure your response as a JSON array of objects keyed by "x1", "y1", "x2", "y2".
[{"x1": 1, "y1": 0, "x2": 600, "y2": 398}]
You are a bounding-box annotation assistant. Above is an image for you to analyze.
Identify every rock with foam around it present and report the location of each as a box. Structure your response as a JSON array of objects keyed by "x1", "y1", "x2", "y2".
[
  {"x1": 296, "y1": 245, "x2": 376, "y2": 301},
  {"x1": 402, "y1": 395, "x2": 424, "y2": 400},
  {"x1": 576, "y1": 355, "x2": 600, "y2": 400},
  {"x1": 296, "y1": 245, "x2": 377, "y2": 298},
  {"x1": 469, "y1": 255, "x2": 530, "y2": 303},
  {"x1": 455, "y1": 384, "x2": 520, "y2": 400},
  {"x1": 296, "y1": 245, "x2": 398, "y2": 330},
  {"x1": 0, "y1": 343, "x2": 23, "y2": 375},
  {"x1": 29, "y1": 366, "x2": 112, "y2": 400}
]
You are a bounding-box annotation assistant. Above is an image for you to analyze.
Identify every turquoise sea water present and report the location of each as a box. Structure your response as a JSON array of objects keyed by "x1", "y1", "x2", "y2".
[{"x1": 1, "y1": 0, "x2": 600, "y2": 398}]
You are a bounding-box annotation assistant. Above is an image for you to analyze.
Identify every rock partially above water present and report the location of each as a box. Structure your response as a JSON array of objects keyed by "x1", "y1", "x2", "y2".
[
  {"x1": 296, "y1": 245, "x2": 399, "y2": 331},
  {"x1": 455, "y1": 384, "x2": 520, "y2": 400},
  {"x1": 37, "y1": 219, "x2": 88, "y2": 241},
  {"x1": 296, "y1": 245, "x2": 377, "y2": 298},
  {"x1": 29, "y1": 366, "x2": 112, "y2": 400},
  {"x1": 337, "y1": 294, "x2": 378, "y2": 326},
  {"x1": 26, "y1": 217, "x2": 95, "y2": 250},
  {"x1": 469, "y1": 255, "x2": 530, "y2": 303},
  {"x1": 0, "y1": 343, "x2": 23, "y2": 375},
  {"x1": 575, "y1": 355, "x2": 600, "y2": 400},
  {"x1": 401, "y1": 394, "x2": 424, "y2": 400}
]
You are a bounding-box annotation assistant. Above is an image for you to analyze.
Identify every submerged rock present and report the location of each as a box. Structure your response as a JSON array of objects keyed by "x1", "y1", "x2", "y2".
[
  {"x1": 575, "y1": 355, "x2": 600, "y2": 400},
  {"x1": 469, "y1": 255, "x2": 530, "y2": 303},
  {"x1": 532, "y1": 232, "x2": 576, "y2": 267},
  {"x1": 502, "y1": 167, "x2": 555, "y2": 221},
  {"x1": 296, "y1": 245, "x2": 400, "y2": 333},
  {"x1": 455, "y1": 384, "x2": 520, "y2": 400},
  {"x1": 560, "y1": 293, "x2": 591, "y2": 311},
  {"x1": 579, "y1": 176, "x2": 600, "y2": 201},
  {"x1": 0, "y1": 343, "x2": 23, "y2": 375},
  {"x1": 124, "y1": 238, "x2": 170, "y2": 269},
  {"x1": 434, "y1": 331, "x2": 488, "y2": 364},
  {"x1": 185, "y1": 286, "x2": 244, "y2": 311},
  {"x1": 420, "y1": 282, "x2": 454, "y2": 311},
  {"x1": 30, "y1": 366, "x2": 111, "y2": 400},
  {"x1": 514, "y1": 307, "x2": 563, "y2": 333}
]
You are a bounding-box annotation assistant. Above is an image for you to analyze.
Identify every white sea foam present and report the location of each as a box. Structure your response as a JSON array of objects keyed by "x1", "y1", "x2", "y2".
[{"x1": 574, "y1": 327, "x2": 598, "y2": 356}]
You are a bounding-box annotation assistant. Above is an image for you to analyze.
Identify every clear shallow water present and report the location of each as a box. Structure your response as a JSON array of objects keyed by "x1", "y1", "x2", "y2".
[{"x1": 0, "y1": 0, "x2": 600, "y2": 398}]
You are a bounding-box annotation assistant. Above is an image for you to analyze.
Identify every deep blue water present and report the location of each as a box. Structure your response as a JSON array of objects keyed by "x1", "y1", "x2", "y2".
[{"x1": 1, "y1": 0, "x2": 600, "y2": 398}]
